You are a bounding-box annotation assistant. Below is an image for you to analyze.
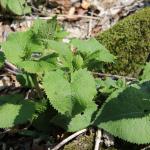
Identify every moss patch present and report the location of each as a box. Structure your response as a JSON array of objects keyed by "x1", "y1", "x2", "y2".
[
  {"x1": 63, "y1": 131, "x2": 95, "y2": 150},
  {"x1": 97, "y1": 7, "x2": 150, "y2": 77}
]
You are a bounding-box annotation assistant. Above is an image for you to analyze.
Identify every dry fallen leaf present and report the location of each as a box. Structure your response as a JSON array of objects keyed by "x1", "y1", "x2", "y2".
[
  {"x1": 68, "y1": 7, "x2": 76, "y2": 16},
  {"x1": 81, "y1": 0, "x2": 90, "y2": 10},
  {"x1": 49, "y1": 0, "x2": 71, "y2": 9}
]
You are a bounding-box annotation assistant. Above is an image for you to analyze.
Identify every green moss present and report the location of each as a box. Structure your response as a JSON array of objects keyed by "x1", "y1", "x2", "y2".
[
  {"x1": 97, "y1": 7, "x2": 150, "y2": 77},
  {"x1": 63, "y1": 131, "x2": 95, "y2": 150}
]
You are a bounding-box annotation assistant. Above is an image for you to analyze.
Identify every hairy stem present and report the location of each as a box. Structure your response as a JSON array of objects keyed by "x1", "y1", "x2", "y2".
[{"x1": 32, "y1": 74, "x2": 43, "y2": 98}]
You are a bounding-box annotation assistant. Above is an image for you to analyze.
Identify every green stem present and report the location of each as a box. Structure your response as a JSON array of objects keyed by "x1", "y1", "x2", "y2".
[{"x1": 32, "y1": 74, "x2": 43, "y2": 98}]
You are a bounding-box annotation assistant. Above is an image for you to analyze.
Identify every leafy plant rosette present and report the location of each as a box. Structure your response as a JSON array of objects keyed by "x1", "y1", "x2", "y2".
[{"x1": 0, "y1": 17, "x2": 150, "y2": 144}]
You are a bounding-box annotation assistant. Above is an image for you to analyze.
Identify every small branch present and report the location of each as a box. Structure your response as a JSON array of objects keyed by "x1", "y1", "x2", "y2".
[
  {"x1": 51, "y1": 129, "x2": 87, "y2": 150},
  {"x1": 4, "y1": 68, "x2": 19, "y2": 75},
  {"x1": 88, "y1": 11, "x2": 94, "y2": 37},
  {"x1": 141, "y1": 145, "x2": 150, "y2": 150},
  {"x1": 25, "y1": 89, "x2": 32, "y2": 99},
  {"x1": 0, "y1": 123, "x2": 31, "y2": 135},
  {"x1": 93, "y1": 72, "x2": 137, "y2": 81},
  {"x1": 0, "y1": 14, "x2": 102, "y2": 21},
  {"x1": 5, "y1": 60, "x2": 20, "y2": 72},
  {"x1": 4, "y1": 61, "x2": 22, "y2": 75},
  {"x1": 0, "y1": 129, "x2": 11, "y2": 135},
  {"x1": 94, "y1": 129, "x2": 102, "y2": 150},
  {"x1": 31, "y1": 14, "x2": 102, "y2": 20}
]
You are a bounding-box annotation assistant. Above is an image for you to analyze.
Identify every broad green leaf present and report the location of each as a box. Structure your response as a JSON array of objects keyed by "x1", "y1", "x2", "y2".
[
  {"x1": 47, "y1": 40, "x2": 73, "y2": 69},
  {"x1": 27, "y1": 40, "x2": 44, "y2": 53},
  {"x1": 71, "y1": 38, "x2": 104, "y2": 54},
  {"x1": 71, "y1": 69, "x2": 97, "y2": 107},
  {"x1": 95, "y1": 81, "x2": 150, "y2": 144},
  {"x1": 1, "y1": 31, "x2": 31, "y2": 64},
  {"x1": 86, "y1": 49, "x2": 115, "y2": 63},
  {"x1": 71, "y1": 38, "x2": 115, "y2": 71},
  {"x1": 17, "y1": 60, "x2": 55, "y2": 74},
  {"x1": 68, "y1": 103, "x2": 97, "y2": 132},
  {"x1": 43, "y1": 70, "x2": 72, "y2": 115},
  {"x1": 2, "y1": 30, "x2": 45, "y2": 65},
  {"x1": 43, "y1": 69, "x2": 97, "y2": 115},
  {"x1": 71, "y1": 38, "x2": 115, "y2": 66},
  {"x1": 0, "y1": 94, "x2": 35, "y2": 128},
  {"x1": 7, "y1": 0, "x2": 31, "y2": 15},
  {"x1": 141, "y1": 63, "x2": 150, "y2": 81},
  {"x1": 39, "y1": 53, "x2": 58, "y2": 64},
  {"x1": 51, "y1": 101, "x2": 97, "y2": 131},
  {"x1": 50, "y1": 114, "x2": 71, "y2": 130}
]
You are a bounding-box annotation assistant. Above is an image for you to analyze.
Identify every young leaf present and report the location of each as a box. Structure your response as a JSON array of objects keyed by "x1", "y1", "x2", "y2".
[
  {"x1": 85, "y1": 49, "x2": 115, "y2": 63},
  {"x1": 95, "y1": 81, "x2": 150, "y2": 144},
  {"x1": 68, "y1": 103, "x2": 97, "y2": 132},
  {"x1": 47, "y1": 40, "x2": 73, "y2": 69},
  {"x1": 0, "y1": 94, "x2": 35, "y2": 128},
  {"x1": 1, "y1": 31, "x2": 31, "y2": 64},
  {"x1": 43, "y1": 69, "x2": 97, "y2": 115},
  {"x1": 17, "y1": 60, "x2": 56, "y2": 74},
  {"x1": 71, "y1": 69, "x2": 97, "y2": 107},
  {"x1": 43, "y1": 70, "x2": 73, "y2": 115},
  {"x1": 71, "y1": 38, "x2": 104, "y2": 54},
  {"x1": 71, "y1": 38, "x2": 115, "y2": 63},
  {"x1": 31, "y1": 17, "x2": 64, "y2": 41},
  {"x1": 72, "y1": 55, "x2": 83, "y2": 70}
]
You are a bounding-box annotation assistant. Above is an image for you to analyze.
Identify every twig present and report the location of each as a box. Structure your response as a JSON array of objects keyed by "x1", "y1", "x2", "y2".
[
  {"x1": 93, "y1": 72, "x2": 137, "y2": 81},
  {"x1": 25, "y1": 89, "x2": 32, "y2": 99},
  {"x1": 51, "y1": 129, "x2": 87, "y2": 150},
  {"x1": 0, "y1": 129, "x2": 11, "y2": 135},
  {"x1": 5, "y1": 60, "x2": 19, "y2": 72},
  {"x1": 94, "y1": 129, "x2": 102, "y2": 150},
  {"x1": 4, "y1": 60, "x2": 21, "y2": 75},
  {"x1": 141, "y1": 145, "x2": 150, "y2": 150},
  {"x1": 32, "y1": 14, "x2": 102, "y2": 20},
  {"x1": 0, "y1": 123, "x2": 31, "y2": 135},
  {"x1": 4, "y1": 68, "x2": 19, "y2": 75},
  {"x1": 88, "y1": 11, "x2": 94, "y2": 37},
  {"x1": 0, "y1": 14, "x2": 102, "y2": 21}
]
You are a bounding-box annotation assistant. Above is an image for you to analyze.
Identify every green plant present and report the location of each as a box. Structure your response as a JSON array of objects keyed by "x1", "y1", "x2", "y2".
[
  {"x1": 0, "y1": 17, "x2": 150, "y2": 145},
  {"x1": 96, "y1": 7, "x2": 150, "y2": 77},
  {"x1": 0, "y1": 0, "x2": 31, "y2": 15},
  {"x1": 0, "y1": 51, "x2": 5, "y2": 68},
  {"x1": 0, "y1": 17, "x2": 114, "y2": 128}
]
